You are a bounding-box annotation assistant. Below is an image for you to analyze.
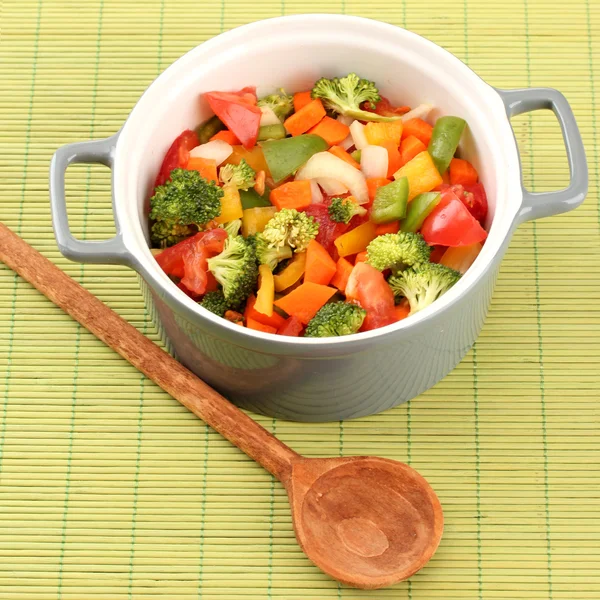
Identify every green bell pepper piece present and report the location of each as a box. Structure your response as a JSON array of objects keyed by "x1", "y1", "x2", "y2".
[
  {"x1": 370, "y1": 177, "x2": 409, "y2": 224},
  {"x1": 400, "y1": 192, "x2": 441, "y2": 232},
  {"x1": 428, "y1": 116, "x2": 466, "y2": 174},
  {"x1": 195, "y1": 115, "x2": 225, "y2": 144},
  {"x1": 351, "y1": 149, "x2": 362, "y2": 163},
  {"x1": 258, "y1": 123, "x2": 287, "y2": 141},
  {"x1": 260, "y1": 134, "x2": 328, "y2": 183},
  {"x1": 240, "y1": 187, "x2": 272, "y2": 209}
]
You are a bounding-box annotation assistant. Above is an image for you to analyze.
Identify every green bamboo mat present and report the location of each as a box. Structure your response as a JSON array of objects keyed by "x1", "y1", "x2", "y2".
[{"x1": 1, "y1": 1, "x2": 599, "y2": 598}]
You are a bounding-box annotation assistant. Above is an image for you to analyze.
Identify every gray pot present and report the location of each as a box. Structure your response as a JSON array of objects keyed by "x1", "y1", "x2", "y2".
[{"x1": 49, "y1": 15, "x2": 587, "y2": 421}]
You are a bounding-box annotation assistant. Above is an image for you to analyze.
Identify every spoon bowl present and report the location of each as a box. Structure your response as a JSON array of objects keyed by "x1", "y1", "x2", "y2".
[{"x1": 287, "y1": 456, "x2": 443, "y2": 589}]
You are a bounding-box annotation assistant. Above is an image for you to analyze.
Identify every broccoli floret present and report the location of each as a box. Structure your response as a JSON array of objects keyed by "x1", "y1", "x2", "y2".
[
  {"x1": 262, "y1": 208, "x2": 319, "y2": 253},
  {"x1": 251, "y1": 232, "x2": 293, "y2": 271},
  {"x1": 311, "y1": 73, "x2": 400, "y2": 123},
  {"x1": 222, "y1": 219, "x2": 242, "y2": 238},
  {"x1": 305, "y1": 302, "x2": 367, "y2": 337},
  {"x1": 200, "y1": 290, "x2": 229, "y2": 317},
  {"x1": 328, "y1": 197, "x2": 367, "y2": 224},
  {"x1": 149, "y1": 168, "x2": 223, "y2": 248},
  {"x1": 366, "y1": 232, "x2": 431, "y2": 273},
  {"x1": 257, "y1": 89, "x2": 294, "y2": 121},
  {"x1": 206, "y1": 235, "x2": 258, "y2": 306},
  {"x1": 388, "y1": 263, "x2": 461, "y2": 314},
  {"x1": 219, "y1": 160, "x2": 256, "y2": 190}
]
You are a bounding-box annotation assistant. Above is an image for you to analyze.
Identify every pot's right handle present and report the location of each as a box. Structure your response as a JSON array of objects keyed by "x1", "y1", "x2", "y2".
[
  {"x1": 497, "y1": 87, "x2": 588, "y2": 223},
  {"x1": 49, "y1": 132, "x2": 134, "y2": 265}
]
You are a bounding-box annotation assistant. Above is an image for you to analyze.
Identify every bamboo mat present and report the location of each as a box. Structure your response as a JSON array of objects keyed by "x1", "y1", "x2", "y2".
[{"x1": 1, "y1": 1, "x2": 600, "y2": 598}]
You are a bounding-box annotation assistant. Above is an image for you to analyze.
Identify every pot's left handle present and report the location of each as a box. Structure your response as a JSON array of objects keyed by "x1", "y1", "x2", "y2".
[
  {"x1": 497, "y1": 87, "x2": 588, "y2": 223},
  {"x1": 49, "y1": 132, "x2": 134, "y2": 265}
]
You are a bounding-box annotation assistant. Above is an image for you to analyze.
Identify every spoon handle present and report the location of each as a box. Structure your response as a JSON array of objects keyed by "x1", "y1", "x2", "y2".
[{"x1": 0, "y1": 223, "x2": 299, "y2": 483}]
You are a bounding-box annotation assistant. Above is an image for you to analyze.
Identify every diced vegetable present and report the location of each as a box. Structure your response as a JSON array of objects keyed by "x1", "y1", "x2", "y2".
[
  {"x1": 246, "y1": 317, "x2": 277, "y2": 334},
  {"x1": 273, "y1": 251, "x2": 307, "y2": 292},
  {"x1": 189, "y1": 139, "x2": 233, "y2": 165},
  {"x1": 305, "y1": 239, "x2": 337, "y2": 285},
  {"x1": 262, "y1": 208, "x2": 318, "y2": 252},
  {"x1": 259, "y1": 105, "x2": 282, "y2": 127},
  {"x1": 401, "y1": 118, "x2": 433, "y2": 146},
  {"x1": 196, "y1": 116, "x2": 225, "y2": 145},
  {"x1": 226, "y1": 145, "x2": 271, "y2": 175},
  {"x1": 241, "y1": 206, "x2": 277, "y2": 236},
  {"x1": 439, "y1": 242, "x2": 483, "y2": 274},
  {"x1": 270, "y1": 180, "x2": 313, "y2": 211},
  {"x1": 316, "y1": 178, "x2": 348, "y2": 195},
  {"x1": 304, "y1": 302, "x2": 366, "y2": 337},
  {"x1": 401, "y1": 104, "x2": 433, "y2": 123},
  {"x1": 460, "y1": 183, "x2": 488, "y2": 223},
  {"x1": 382, "y1": 141, "x2": 403, "y2": 178},
  {"x1": 309, "y1": 179, "x2": 323, "y2": 204},
  {"x1": 255, "y1": 264, "x2": 275, "y2": 316},
  {"x1": 349, "y1": 120, "x2": 369, "y2": 150},
  {"x1": 364, "y1": 96, "x2": 411, "y2": 118},
  {"x1": 394, "y1": 302, "x2": 411, "y2": 321},
  {"x1": 354, "y1": 251, "x2": 368, "y2": 264},
  {"x1": 214, "y1": 185, "x2": 243, "y2": 224},
  {"x1": 329, "y1": 145, "x2": 361, "y2": 169},
  {"x1": 261, "y1": 134, "x2": 328, "y2": 182},
  {"x1": 449, "y1": 158, "x2": 478, "y2": 185},
  {"x1": 400, "y1": 191, "x2": 441, "y2": 232},
  {"x1": 219, "y1": 160, "x2": 256, "y2": 190},
  {"x1": 393, "y1": 151, "x2": 443, "y2": 201},
  {"x1": 240, "y1": 188, "x2": 271, "y2": 209},
  {"x1": 421, "y1": 192, "x2": 487, "y2": 247},
  {"x1": 258, "y1": 123, "x2": 287, "y2": 141},
  {"x1": 245, "y1": 293, "x2": 285, "y2": 328},
  {"x1": 375, "y1": 221, "x2": 400, "y2": 235},
  {"x1": 204, "y1": 90, "x2": 262, "y2": 149},
  {"x1": 364, "y1": 121, "x2": 403, "y2": 147},
  {"x1": 210, "y1": 129, "x2": 240, "y2": 145},
  {"x1": 308, "y1": 116, "x2": 351, "y2": 146},
  {"x1": 366, "y1": 177, "x2": 391, "y2": 203},
  {"x1": 254, "y1": 170, "x2": 266, "y2": 196},
  {"x1": 361, "y1": 145, "x2": 389, "y2": 179},
  {"x1": 330, "y1": 257, "x2": 354, "y2": 293},
  {"x1": 155, "y1": 129, "x2": 199, "y2": 187},
  {"x1": 370, "y1": 177, "x2": 409, "y2": 224},
  {"x1": 428, "y1": 116, "x2": 467, "y2": 174},
  {"x1": 186, "y1": 157, "x2": 218, "y2": 182},
  {"x1": 296, "y1": 152, "x2": 368, "y2": 204},
  {"x1": 274, "y1": 282, "x2": 337, "y2": 324},
  {"x1": 334, "y1": 221, "x2": 378, "y2": 257},
  {"x1": 399, "y1": 135, "x2": 427, "y2": 167},
  {"x1": 350, "y1": 149, "x2": 362, "y2": 163},
  {"x1": 277, "y1": 316, "x2": 304, "y2": 336},
  {"x1": 257, "y1": 90, "x2": 294, "y2": 121},
  {"x1": 284, "y1": 98, "x2": 327, "y2": 136},
  {"x1": 293, "y1": 91, "x2": 313, "y2": 112},
  {"x1": 345, "y1": 262, "x2": 397, "y2": 331}
]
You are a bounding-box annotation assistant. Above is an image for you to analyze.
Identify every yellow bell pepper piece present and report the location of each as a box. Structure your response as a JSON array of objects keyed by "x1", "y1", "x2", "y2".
[
  {"x1": 439, "y1": 242, "x2": 482, "y2": 274},
  {"x1": 255, "y1": 264, "x2": 275, "y2": 317},
  {"x1": 273, "y1": 251, "x2": 307, "y2": 292},
  {"x1": 364, "y1": 121, "x2": 403, "y2": 147},
  {"x1": 393, "y1": 150, "x2": 443, "y2": 201},
  {"x1": 334, "y1": 221, "x2": 377, "y2": 258},
  {"x1": 215, "y1": 184, "x2": 243, "y2": 224},
  {"x1": 225, "y1": 145, "x2": 271, "y2": 176},
  {"x1": 241, "y1": 206, "x2": 277, "y2": 237}
]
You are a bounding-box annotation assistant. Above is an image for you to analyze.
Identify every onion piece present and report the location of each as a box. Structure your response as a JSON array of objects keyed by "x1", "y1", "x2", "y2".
[
  {"x1": 338, "y1": 133, "x2": 354, "y2": 151},
  {"x1": 309, "y1": 179, "x2": 323, "y2": 204},
  {"x1": 189, "y1": 140, "x2": 233, "y2": 165},
  {"x1": 318, "y1": 178, "x2": 348, "y2": 195},
  {"x1": 349, "y1": 120, "x2": 369, "y2": 150},
  {"x1": 295, "y1": 152, "x2": 368, "y2": 204},
  {"x1": 259, "y1": 105, "x2": 282, "y2": 126},
  {"x1": 401, "y1": 103, "x2": 433, "y2": 122},
  {"x1": 361, "y1": 145, "x2": 389, "y2": 179}
]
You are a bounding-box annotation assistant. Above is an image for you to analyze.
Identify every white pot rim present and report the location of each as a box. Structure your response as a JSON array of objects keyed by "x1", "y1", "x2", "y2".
[{"x1": 113, "y1": 14, "x2": 523, "y2": 348}]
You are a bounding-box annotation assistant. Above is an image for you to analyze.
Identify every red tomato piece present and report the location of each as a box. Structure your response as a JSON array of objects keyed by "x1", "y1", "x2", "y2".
[
  {"x1": 180, "y1": 228, "x2": 228, "y2": 295},
  {"x1": 361, "y1": 96, "x2": 411, "y2": 117},
  {"x1": 204, "y1": 90, "x2": 261, "y2": 149},
  {"x1": 421, "y1": 194, "x2": 488, "y2": 247},
  {"x1": 303, "y1": 203, "x2": 349, "y2": 260},
  {"x1": 437, "y1": 183, "x2": 488, "y2": 224},
  {"x1": 277, "y1": 316, "x2": 305, "y2": 337},
  {"x1": 345, "y1": 263, "x2": 397, "y2": 331},
  {"x1": 154, "y1": 129, "x2": 199, "y2": 188}
]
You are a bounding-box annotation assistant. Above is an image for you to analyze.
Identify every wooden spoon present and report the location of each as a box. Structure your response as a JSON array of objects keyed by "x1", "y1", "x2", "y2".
[{"x1": 0, "y1": 223, "x2": 443, "y2": 589}]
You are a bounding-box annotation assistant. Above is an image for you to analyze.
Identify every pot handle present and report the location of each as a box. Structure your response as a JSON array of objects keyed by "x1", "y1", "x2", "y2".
[
  {"x1": 497, "y1": 87, "x2": 587, "y2": 223},
  {"x1": 49, "y1": 132, "x2": 133, "y2": 265}
]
